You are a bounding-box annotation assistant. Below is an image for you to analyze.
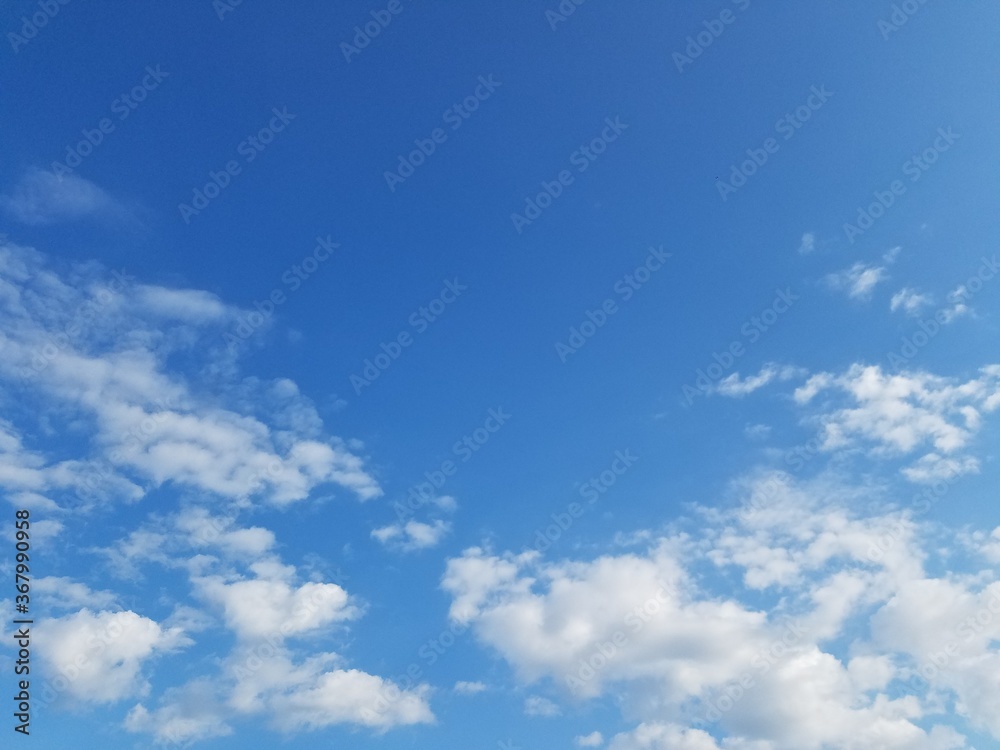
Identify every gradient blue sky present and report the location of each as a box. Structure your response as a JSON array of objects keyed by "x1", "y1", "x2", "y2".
[{"x1": 2, "y1": 2, "x2": 1000, "y2": 749}]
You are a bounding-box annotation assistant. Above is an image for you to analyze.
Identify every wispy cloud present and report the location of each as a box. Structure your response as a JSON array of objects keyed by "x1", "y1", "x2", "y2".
[{"x1": 1, "y1": 168, "x2": 130, "y2": 225}]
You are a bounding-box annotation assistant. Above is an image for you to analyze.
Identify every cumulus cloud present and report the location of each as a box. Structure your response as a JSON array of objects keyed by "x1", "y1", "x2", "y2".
[
  {"x1": 441, "y1": 471, "x2": 997, "y2": 749},
  {"x1": 793, "y1": 364, "x2": 1000, "y2": 482},
  {"x1": 35, "y1": 609, "x2": 190, "y2": 704},
  {"x1": 194, "y1": 561, "x2": 359, "y2": 641},
  {"x1": 576, "y1": 731, "x2": 605, "y2": 747}
]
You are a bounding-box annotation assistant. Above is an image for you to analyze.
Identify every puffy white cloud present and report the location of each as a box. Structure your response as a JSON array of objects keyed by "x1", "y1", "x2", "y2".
[
  {"x1": 34, "y1": 609, "x2": 189, "y2": 704},
  {"x1": 442, "y1": 471, "x2": 992, "y2": 749},
  {"x1": 195, "y1": 562, "x2": 359, "y2": 641},
  {"x1": 267, "y1": 662, "x2": 434, "y2": 732},
  {"x1": 793, "y1": 364, "x2": 1000, "y2": 482},
  {"x1": 576, "y1": 730, "x2": 605, "y2": 747}
]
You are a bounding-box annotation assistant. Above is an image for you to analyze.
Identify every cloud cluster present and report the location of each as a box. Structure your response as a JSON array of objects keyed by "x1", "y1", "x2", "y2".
[{"x1": 441, "y1": 471, "x2": 995, "y2": 748}]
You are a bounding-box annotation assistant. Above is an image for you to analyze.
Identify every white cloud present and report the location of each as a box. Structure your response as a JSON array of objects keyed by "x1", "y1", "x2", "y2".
[
  {"x1": 454, "y1": 680, "x2": 487, "y2": 695},
  {"x1": 265, "y1": 659, "x2": 434, "y2": 732},
  {"x1": 32, "y1": 576, "x2": 118, "y2": 611},
  {"x1": 744, "y1": 424, "x2": 772, "y2": 441},
  {"x1": 890, "y1": 288, "x2": 933, "y2": 316},
  {"x1": 524, "y1": 695, "x2": 561, "y2": 717},
  {"x1": 441, "y1": 470, "x2": 996, "y2": 749},
  {"x1": 942, "y1": 286, "x2": 973, "y2": 322},
  {"x1": 793, "y1": 364, "x2": 1000, "y2": 482},
  {"x1": 0, "y1": 242, "x2": 381, "y2": 506},
  {"x1": 826, "y1": 261, "x2": 888, "y2": 300},
  {"x1": 195, "y1": 562, "x2": 359, "y2": 641},
  {"x1": 576, "y1": 731, "x2": 605, "y2": 747},
  {"x1": 715, "y1": 364, "x2": 804, "y2": 398},
  {"x1": 1, "y1": 168, "x2": 129, "y2": 225},
  {"x1": 372, "y1": 519, "x2": 451, "y2": 551},
  {"x1": 35, "y1": 609, "x2": 190, "y2": 704},
  {"x1": 133, "y1": 285, "x2": 231, "y2": 324},
  {"x1": 125, "y1": 679, "x2": 233, "y2": 746}
]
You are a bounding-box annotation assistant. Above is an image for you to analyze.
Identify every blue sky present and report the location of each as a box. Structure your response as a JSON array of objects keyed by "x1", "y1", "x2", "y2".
[{"x1": 2, "y1": 1, "x2": 1000, "y2": 748}]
